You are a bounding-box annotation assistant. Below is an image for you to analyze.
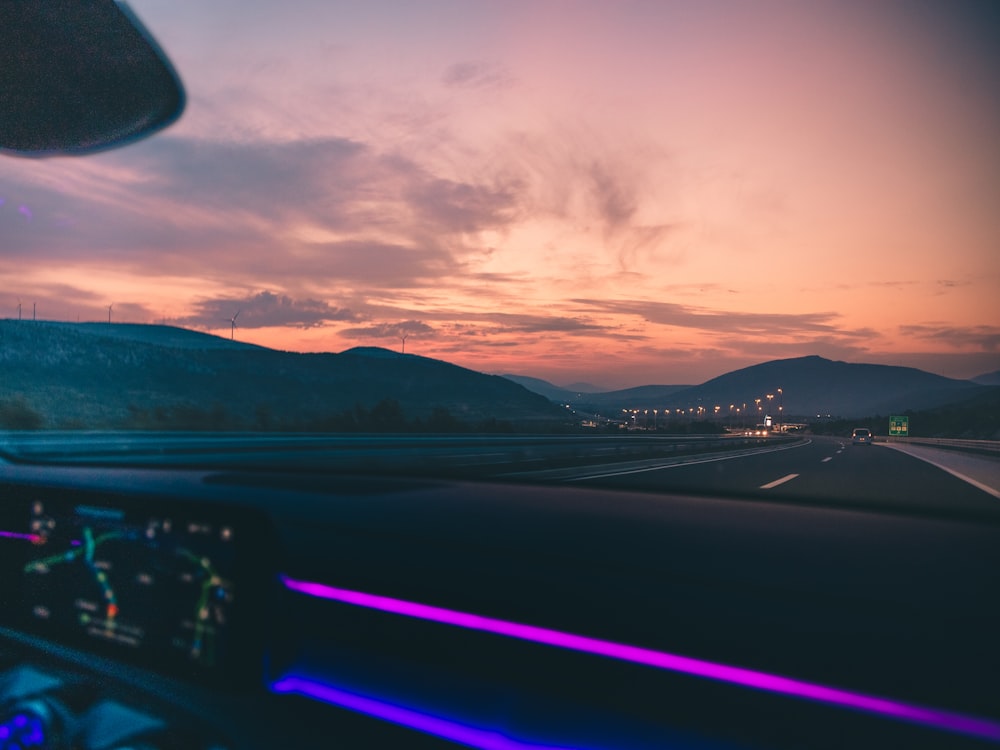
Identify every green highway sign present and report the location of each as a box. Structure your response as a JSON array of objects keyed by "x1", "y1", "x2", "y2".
[{"x1": 889, "y1": 415, "x2": 909, "y2": 436}]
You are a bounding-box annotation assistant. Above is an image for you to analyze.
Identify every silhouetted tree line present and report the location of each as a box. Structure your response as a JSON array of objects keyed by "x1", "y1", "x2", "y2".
[
  {"x1": 808, "y1": 387, "x2": 999, "y2": 440},
  {"x1": 122, "y1": 398, "x2": 520, "y2": 433},
  {"x1": 303, "y1": 400, "x2": 517, "y2": 433},
  {"x1": 125, "y1": 403, "x2": 232, "y2": 431},
  {"x1": 0, "y1": 396, "x2": 44, "y2": 429},
  {"x1": 599, "y1": 420, "x2": 727, "y2": 435}
]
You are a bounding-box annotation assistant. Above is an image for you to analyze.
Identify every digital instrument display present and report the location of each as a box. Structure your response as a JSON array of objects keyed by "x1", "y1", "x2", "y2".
[{"x1": 0, "y1": 484, "x2": 270, "y2": 685}]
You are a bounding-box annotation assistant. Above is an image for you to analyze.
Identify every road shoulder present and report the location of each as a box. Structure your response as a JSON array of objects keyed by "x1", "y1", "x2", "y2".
[{"x1": 878, "y1": 442, "x2": 1000, "y2": 499}]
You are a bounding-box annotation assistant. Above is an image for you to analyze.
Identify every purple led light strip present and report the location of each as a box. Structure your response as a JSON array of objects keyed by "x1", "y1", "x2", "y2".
[
  {"x1": 281, "y1": 575, "x2": 1000, "y2": 743},
  {"x1": 0, "y1": 530, "x2": 41, "y2": 542},
  {"x1": 272, "y1": 676, "x2": 580, "y2": 750}
]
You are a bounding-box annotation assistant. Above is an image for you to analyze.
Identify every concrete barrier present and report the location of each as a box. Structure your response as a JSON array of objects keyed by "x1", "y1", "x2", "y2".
[{"x1": 886, "y1": 436, "x2": 1000, "y2": 454}]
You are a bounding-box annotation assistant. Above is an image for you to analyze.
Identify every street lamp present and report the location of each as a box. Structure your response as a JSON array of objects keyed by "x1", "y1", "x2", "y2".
[{"x1": 777, "y1": 388, "x2": 783, "y2": 432}]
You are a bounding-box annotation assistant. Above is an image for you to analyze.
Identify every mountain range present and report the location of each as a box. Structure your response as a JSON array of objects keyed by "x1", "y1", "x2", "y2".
[
  {"x1": 0, "y1": 321, "x2": 563, "y2": 430},
  {"x1": 972, "y1": 370, "x2": 1000, "y2": 386},
  {"x1": 507, "y1": 355, "x2": 989, "y2": 419},
  {"x1": 502, "y1": 376, "x2": 694, "y2": 410},
  {"x1": 0, "y1": 320, "x2": 993, "y2": 429}
]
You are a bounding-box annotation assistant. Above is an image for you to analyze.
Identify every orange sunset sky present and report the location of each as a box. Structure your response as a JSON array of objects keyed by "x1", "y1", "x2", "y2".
[{"x1": 2, "y1": 0, "x2": 998, "y2": 387}]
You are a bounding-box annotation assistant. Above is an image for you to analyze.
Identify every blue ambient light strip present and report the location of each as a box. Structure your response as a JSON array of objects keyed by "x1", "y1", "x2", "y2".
[
  {"x1": 271, "y1": 676, "x2": 582, "y2": 750},
  {"x1": 279, "y1": 575, "x2": 1000, "y2": 744}
]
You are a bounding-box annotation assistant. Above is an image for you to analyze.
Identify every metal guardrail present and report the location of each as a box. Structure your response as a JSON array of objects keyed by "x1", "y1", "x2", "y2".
[
  {"x1": 886, "y1": 436, "x2": 1000, "y2": 454},
  {"x1": 0, "y1": 431, "x2": 799, "y2": 476}
]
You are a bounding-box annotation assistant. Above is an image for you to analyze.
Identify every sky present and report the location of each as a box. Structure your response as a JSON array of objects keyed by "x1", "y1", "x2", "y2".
[{"x1": 2, "y1": 0, "x2": 998, "y2": 388}]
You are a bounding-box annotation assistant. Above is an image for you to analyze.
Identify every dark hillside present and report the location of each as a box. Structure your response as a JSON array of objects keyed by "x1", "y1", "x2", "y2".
[
  {"x1": 0, "y1": 321, "x2": 565, "y2": 430},
  {"x1": 680, "y1": 356, "x2": 980, "y2": 418},
  {"x1": 568, "y1": 384, "x2": 695, "y2": 411},
  {"x1": 972, "y1": 370, "x2": 1000, "y2": 386},
  {"x1": 49, "y1": 322, "x2": 266, "y2": 350},
  {"x1": 506, "y1": 356, "x2": 977, "y2": 418},
  {"x1": 809, "y1": 386, "x2": 1000, "y2": 440},
  {"x1": 899, "y1": 386, "x2": 1000, "y2": 440},
  {"x1": 503, "y1": 375, "x2": 694, "y2": 411}
]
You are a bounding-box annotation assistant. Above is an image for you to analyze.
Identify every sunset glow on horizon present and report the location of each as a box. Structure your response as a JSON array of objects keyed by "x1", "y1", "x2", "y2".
[{"x1": 2, "y1": 0, "x2": 998, "y2": 387}]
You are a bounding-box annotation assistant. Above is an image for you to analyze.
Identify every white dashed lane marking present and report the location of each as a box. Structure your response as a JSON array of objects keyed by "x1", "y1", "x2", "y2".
[{"x1": 760, "y1": 473, "x2": 800, "y2": 489}]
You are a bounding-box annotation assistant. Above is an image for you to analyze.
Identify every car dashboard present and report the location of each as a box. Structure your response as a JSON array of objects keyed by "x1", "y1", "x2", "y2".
[{"x1": 1, "y1": 458, "x2": 998, "y2": 750}]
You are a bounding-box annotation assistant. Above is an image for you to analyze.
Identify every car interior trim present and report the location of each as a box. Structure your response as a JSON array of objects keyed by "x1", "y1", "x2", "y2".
[
  {"x1": 271, "y1": 675, "x2": 588, "y2": 750},
  {"x1": 281, "y1": 575, "x2": 1000, "y2": 743}
]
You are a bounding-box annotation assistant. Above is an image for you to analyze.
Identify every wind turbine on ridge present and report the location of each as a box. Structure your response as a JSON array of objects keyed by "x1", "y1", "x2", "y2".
[{"x1": 229, "y1": 310, "x2": 240, "y2": 340}]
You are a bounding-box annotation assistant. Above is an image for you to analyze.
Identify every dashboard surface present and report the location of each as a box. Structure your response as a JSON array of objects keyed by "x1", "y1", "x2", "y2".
[{"x1": 1, "y1": 456, "x2": 998, "y2": 749}]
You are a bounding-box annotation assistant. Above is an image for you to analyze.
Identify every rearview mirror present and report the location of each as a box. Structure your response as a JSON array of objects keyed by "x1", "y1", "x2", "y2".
[{"x1": 0, "y1": 0, "x2": 185, "y2": 157}]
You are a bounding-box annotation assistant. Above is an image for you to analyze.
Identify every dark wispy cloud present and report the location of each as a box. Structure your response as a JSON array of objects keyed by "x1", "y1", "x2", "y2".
[
  {"x1": 714, "y1": 337, "x2": 874, "y2": 363},
  {"x1": 339, "y1": 320, "x2": 435, "y2": 339},
  {"x1": 442, "y1": 61, "x2": 513, "y2": 90},
  {"x1": 862, "y1": 351, "x2": 1000, "y2": 380},
  {"x1": 406, "y1": 177, "x2": 520, "y2": 234},
  {"x1": 817, "y1": 280, "x2": 920, "y2": 293},
  {"x1": 128, "y1": 136, "x2": 520, "y2": 244},
  {"x1": 617, "y1": 223, "x2": 678, "y2": 272},
  {"x1": 175, "y1": 291, "x2": 357, "y2": 330},
  {"x1": 427, "y1": 339, "x2": 524, "y2": 352},
  {"x1": 131, "y1": 136, "x2": 366, "y2": 219},
  {"x1": 3, "y1": 134, "x2": 524, "y2": 287},
  {"x1": 295, "y1": 240, "x2": 456, "y2": 287},
  {"x1": 448, "y1": 313, "x2": 609, "y2": 336},
  {"x1": 110, "y1": 302, "x2": 158, "y2": 323},
  {"x1": 341, "y1": 308, "x2": 614, "y2": 337},
  {"x1": 899, "y1": 324, "x2": 1000, "y2": 351},
  {"x1": 502, "y1": 130, "x2": 664, "y2": 233},
  {"x1": 588, "y1": 160, "x2": 638, "y2": 231},
  {"x1": 0, "y1": 281, "x2": 113, "y2": 323},
  {"x1": 571, "y1": 299, "x2": 844, "y2": 336}
]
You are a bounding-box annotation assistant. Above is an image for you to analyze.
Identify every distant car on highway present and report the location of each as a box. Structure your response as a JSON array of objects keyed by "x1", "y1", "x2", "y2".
[{"x1": 852, "y1": 427, "x2": 873, "y2": 445}]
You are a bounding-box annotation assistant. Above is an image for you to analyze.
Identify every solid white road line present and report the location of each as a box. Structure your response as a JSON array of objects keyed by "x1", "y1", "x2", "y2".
[
  {"x1": 553, "y1": 440, "x2": 812, "y2": 482},
  {"x1": 760, "y1": 473, "x2": 799, "y2": 489},
  {"x1": 883, "y1": 450, "x2": 1000, "y2": 499},
  {"x1": 879, "y1": 445, "x2": 1000, "y2": 499}
]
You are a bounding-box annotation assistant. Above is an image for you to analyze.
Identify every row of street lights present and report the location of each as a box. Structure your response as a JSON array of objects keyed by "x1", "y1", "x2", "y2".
[{"x1": 619, "y1": 387, "x2": 784, "y2": 431}]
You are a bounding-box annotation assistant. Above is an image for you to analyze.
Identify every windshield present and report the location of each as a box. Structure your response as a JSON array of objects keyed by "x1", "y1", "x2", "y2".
[
  {"x1": 3, "y1": 6, "x2": 1000, "y2": 748},
  {"x1": 1, "y1": 1, "x2": 998, "y2": 477}
]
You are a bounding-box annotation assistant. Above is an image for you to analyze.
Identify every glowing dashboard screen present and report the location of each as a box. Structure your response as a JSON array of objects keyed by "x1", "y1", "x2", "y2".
[{"x1": 0, "y1": 484, "x2": 270, "y2": 685}]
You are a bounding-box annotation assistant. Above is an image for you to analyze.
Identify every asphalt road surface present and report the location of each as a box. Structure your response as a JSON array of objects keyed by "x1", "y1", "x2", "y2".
[
  {"x1": 3, "y1": 430, "x2": 996, "y2": 520},
  {"x1": 564, "y1": 436, "x2": 1000, "y2": 520}
]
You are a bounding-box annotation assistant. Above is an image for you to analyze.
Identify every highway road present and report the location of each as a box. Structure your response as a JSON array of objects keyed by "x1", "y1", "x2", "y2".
[
  {"x1": 3, "y1": 432, "x2": 997, "y2": 522},
  {"x1": 550, "y1": 436, "x2": 1000, "y2": 520}
]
